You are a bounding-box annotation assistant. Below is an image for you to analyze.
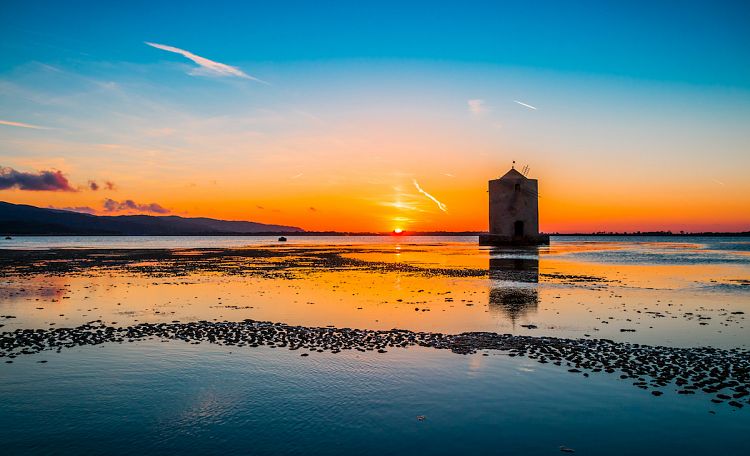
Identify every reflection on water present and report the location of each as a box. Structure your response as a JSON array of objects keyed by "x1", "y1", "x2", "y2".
[
  {"x1": 488, "y1": 249, "x2": 539, "y2": 324},
  {"x1": 489, "y1": 257, "x2": 539, "y2": 283},
  {"x1": 488, "y1": 287, "x2": 539, "y2": 324},
  {"x1": 0, "y1": 236, "x2": 748, "y2": 348}
]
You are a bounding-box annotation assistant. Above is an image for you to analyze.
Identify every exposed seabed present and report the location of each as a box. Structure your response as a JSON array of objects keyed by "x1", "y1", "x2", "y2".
[{"x1": 3, "y1": 319, "x2": 748, "y2": 409}]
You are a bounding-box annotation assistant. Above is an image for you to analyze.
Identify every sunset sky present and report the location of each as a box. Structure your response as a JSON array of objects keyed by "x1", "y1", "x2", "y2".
[{"x1": 1, "y1": 0, "x2": 749, "y2": 232}]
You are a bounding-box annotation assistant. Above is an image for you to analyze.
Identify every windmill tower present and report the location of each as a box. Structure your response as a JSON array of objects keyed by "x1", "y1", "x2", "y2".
[{"x1": 479, "y1": 165, "x2": 549, "y2": 246}]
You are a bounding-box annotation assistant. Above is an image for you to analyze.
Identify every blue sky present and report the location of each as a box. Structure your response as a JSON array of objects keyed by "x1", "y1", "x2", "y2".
[{"x1": 3, "y1": 0, "x2": 749, "y2": 86}]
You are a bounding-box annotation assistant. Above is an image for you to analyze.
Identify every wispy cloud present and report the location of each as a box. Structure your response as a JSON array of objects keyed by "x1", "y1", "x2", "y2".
[
  {"x1": 413, "y1": 179, "x2": 447, "y2": 212},
  {"x1": 467, "y1": 99, "x2": 487, "y2": 115},
  {"x1": 103, "y1": 198, "x2": 170, "y2": 214},
  {"x1": 49, "y1": 205, "x2": 98, "y2": 215},
  {"x1": 145, "y1": 42, "x2": 268, "y2": 84},
  {"x1": 0, "y1": 166, "x2": 75, "y2": 191},
  {"x1": 513, "y1": 100, "x2": 537, "y2": 110},
  {"x1": 379, "y1": 200, "x2": 426, "y2": 212},
  {"x1": 290, "y1": 173, "x2": 304, "y2": 179},
  {"x1": 0, "y1": 119, "x2": 51, "y2": 130}
]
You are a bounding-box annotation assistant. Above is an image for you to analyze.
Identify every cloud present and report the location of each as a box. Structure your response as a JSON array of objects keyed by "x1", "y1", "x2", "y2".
[
  {"x1": 256, "y1": 205, "x2": 265, "y2": 210},
  {"x1": 291, "y1": 173, "x2": 304, "y2": 179},
  {"x1": 102, "y1": 198, "x2": 170, "y2": 214},
  {"x1": 467, "y1": 99, "x2": 487, "y2": 115},
  {"x1": 0, "y1": 119, "x2": 51, "y2": 130},
  {"x1": 413, "y1": 179, "x2": 447, "y2": 212},
  {"x1": 513, "y1": 100, "x2": 537, "y2": 110},
  {"x1": 308, "y1": 206, "x2": 317, "y2": 212},
  {"x1": 87, "y1": 180, "x2": 115, "y2": 191},
  {"x1": 145, "y1": 42, "x2": 268, "y2": 84},
  {"x1": 49, "y1": 206, "x2": 98, "y2": 215},
  {"x1": 0, "y1": 166, "x2": 75, "y2": 191}
]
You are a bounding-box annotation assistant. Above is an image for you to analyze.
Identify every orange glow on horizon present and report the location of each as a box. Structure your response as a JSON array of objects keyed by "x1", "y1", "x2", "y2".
[
  {"x1": 2, "y1": 56, "x2": 749, "y2": 234},
  {"x1": 3, "y1": 167, "x2": 749, "y2": 233}
]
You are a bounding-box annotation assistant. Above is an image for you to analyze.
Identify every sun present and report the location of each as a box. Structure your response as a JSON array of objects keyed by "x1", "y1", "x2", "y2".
[{"x1": 392, "y1": 228, "x2": 403, "y2": 234}]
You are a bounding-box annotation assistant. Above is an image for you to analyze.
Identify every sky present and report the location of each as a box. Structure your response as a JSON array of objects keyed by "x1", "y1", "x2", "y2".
[{"x1": 1, "y1": 0, "x2": 749, "y2": 232}]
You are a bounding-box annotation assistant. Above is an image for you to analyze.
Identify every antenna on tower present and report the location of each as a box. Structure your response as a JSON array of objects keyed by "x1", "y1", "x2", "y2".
[{"x1": 512, "y1": 160, "x2": 516, "y2": 169}]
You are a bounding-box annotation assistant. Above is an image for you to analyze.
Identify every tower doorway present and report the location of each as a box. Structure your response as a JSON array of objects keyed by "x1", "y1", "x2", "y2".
[{"x1": 514, "y1": 220, "x2": 524, "y2": 237}]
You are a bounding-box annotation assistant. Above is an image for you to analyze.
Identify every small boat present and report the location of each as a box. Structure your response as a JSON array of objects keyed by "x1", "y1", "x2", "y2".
[
  {"x1": 278, "y1": 236, "x2": 287, "y2": 242},
  {"x1": 4, "y1": 236, "x2": 11, "y2": 240}
]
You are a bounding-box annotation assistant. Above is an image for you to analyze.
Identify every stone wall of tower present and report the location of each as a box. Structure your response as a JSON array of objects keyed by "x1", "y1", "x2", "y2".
[{"x1": 488, "y1": 176, "x2": 539, "y2": 237}]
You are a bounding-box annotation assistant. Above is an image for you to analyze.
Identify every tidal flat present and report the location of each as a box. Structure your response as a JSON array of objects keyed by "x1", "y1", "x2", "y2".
[{"x1": 1, "y1": 236, "x2": 749, "y2": 454}]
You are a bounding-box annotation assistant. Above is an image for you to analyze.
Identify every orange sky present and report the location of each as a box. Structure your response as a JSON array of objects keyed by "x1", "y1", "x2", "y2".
[
  {"x1": 4, "y1": 161, "x2": 749, "y2": 233},
  {"x1": 2, "y1": 61, "x2": 749, "y2": 233}
]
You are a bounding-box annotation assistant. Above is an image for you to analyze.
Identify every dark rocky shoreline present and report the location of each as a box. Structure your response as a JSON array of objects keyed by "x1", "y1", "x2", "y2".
[
  {"x1": 0, "y1": 247, "x2": 491, "y2": 279},
  {"x1": 2, "y1": 319, "x2": 748, "y2": 409},
  {"x1": 0, "y1": 247, "x2": 610, "y2": 286}
]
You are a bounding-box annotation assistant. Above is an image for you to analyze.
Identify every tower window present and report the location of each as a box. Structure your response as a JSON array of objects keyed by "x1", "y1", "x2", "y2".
[{"x1": 514, "y1": 183, "x2": 521, "y2": 192}]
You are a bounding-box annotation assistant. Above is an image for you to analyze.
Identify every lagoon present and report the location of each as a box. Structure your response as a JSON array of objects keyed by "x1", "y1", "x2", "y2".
[{"x1": 1, "y1": 236, "x2": 748, "y2": 454}]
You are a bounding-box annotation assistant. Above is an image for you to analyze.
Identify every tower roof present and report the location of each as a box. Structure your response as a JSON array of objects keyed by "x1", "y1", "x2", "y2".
[{"x1": 499, "y1": 168, "x2": 527, "y2": 180}]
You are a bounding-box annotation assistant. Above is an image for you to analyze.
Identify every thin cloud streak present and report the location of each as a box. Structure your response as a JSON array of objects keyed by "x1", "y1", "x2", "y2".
[
  {"x1": 145, "y1": 42, "x2": 268, "y2": 84},
  {"x1": 379, "y1": 200, "x2": 428, "y2": 212},
  {"x1": 413, "y1": 179, "x2": 447, "y2": 212},
  {"x1": 0, "y1": 119, "x2": 51, "y2": 130},
  {"x1": 513, "y1": 100, "x2": 537, "y2": 110},
  {"x1": 49, "y1": 205, "x2": 98, "y2": 215}
]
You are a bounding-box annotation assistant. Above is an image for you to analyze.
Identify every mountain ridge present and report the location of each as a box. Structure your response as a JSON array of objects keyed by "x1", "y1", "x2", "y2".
[{"x1": 0, "y1": 201, "x2": 303, "y2": 235}]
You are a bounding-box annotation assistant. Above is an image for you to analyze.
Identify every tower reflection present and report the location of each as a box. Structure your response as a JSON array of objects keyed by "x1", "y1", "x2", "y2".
[{"x1": 488, "y1": 248, "x2": 540, "y2": 325}]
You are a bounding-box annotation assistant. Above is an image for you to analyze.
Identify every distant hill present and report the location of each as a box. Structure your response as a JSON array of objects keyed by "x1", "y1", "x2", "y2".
[{"x1": 0, "y1": 201, "x2": 303, "y2": 235}]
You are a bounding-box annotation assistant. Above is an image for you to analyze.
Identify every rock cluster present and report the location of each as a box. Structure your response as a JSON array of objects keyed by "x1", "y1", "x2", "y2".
[{"x1": 2, "y1": 319, "x2": 748, "y2": 408}]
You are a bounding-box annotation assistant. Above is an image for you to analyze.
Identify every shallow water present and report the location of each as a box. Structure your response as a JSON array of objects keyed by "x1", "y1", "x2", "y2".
[
  {"x1": 1, "y1": 236, "x2": 747, "y2": 348},
  {"x1": 2, "y1": 342, "x2": 748, "y2": 455},
  {"x1": 1, "y1": 236, "x2": 748, "y2": 454}
]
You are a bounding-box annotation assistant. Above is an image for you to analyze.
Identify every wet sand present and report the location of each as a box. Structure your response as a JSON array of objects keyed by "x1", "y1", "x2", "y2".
[{"x1": 1, "y1": 244, "x2": 749, "y2": 409}]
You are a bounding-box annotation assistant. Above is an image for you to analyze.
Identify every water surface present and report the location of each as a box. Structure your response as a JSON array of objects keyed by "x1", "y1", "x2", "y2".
[{"x1": 1, "y1": 236, "x2": 748, "y2": 454}]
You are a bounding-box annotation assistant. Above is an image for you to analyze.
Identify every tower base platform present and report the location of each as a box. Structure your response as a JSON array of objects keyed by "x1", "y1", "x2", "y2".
[{"x1": 478, "y1": 234, "x2": 550, "y2": 246}]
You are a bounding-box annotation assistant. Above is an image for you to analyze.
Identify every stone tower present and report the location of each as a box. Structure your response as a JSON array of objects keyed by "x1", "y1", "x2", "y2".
[{"x1": 478, "y1": 167, "x2": 549, "y2": 245}]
